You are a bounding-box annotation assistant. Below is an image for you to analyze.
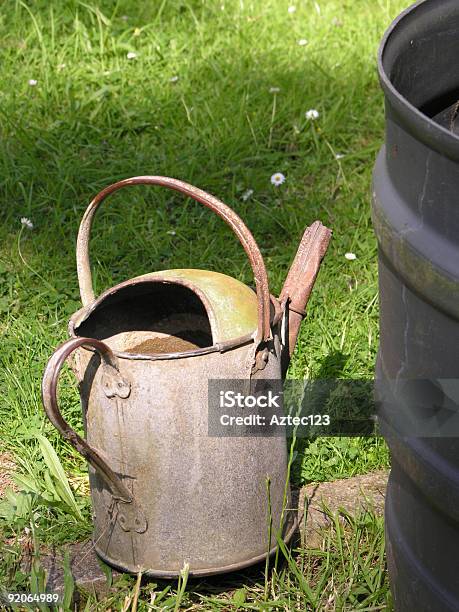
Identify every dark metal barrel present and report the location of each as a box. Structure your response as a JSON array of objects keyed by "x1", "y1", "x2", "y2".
[{"x1": 372, "y1": 1, "x2": 459, "y2": 610}]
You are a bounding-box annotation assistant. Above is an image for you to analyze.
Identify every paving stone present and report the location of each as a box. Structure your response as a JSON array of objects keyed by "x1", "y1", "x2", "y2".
[
  {"x1": 42, "y1": 540, "x2": 121, "y2": 598},
  {"x1": 298, "y1": 469, "x2": 389, "y2": 548}
]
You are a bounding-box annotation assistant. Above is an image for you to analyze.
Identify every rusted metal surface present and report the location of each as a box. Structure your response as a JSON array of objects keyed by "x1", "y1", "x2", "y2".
[
  {"x1": 41, "y1": 337, "x2": 148, "y2": 534},
  {"x1": 280, "y1": 221, "x2": 332, "y2": 363},
  {"x1": 44, "y1": 333, "x2": 293, "y2": 575},
  {"x1": 70, "y1": 270, "x2": 259, "y2": 347},
  {"x1": 149, "y1": 270, "x2": 258, "y2": 342},
  {"x1": 42, "y1": 177, "x2": 331, "y2": 577}
]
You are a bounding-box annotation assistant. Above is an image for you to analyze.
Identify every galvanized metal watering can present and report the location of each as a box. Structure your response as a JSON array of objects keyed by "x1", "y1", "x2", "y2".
[{"x1": 42, "y1": 176, "x2": 331, "y2": 577}]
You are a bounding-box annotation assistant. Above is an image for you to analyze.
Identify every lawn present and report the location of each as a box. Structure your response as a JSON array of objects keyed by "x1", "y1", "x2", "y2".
[{"x1": 0, "y1": 0, "x2": 407, "y2": 609}]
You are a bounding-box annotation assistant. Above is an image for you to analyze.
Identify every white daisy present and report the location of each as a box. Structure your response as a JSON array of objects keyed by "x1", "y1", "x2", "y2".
[
  {"x1": 271, "y1": 173, "x2": 286, "y2": 187},
  {"x1": 28, "y1": 79, "x2": 37, "y2": 87},
  {"x1": 126, "y1": 51, "x2": 137, "y2": 60},
  {"x1": 21, "y1": 217, "x2": 34, "y2": 230},
  {"x1": 288, "y1": 6, "x2": 296, "y2": 13},
  {"x1": 169, "y1": 76, "x2": 179, "y2": 83},
  {"x1": 298, "y1": 39, "x2": 308, "y2": 46},
  {"x1": 241, "y1": 189, "x2": 254, "y2": 201},
  {"x1": 269, "y1": 86, "x2": 280, "y2": 93},
  {"x1": 305, "y1": 109, "x2": 319, "y2": 120},
  {"x1": 345, "y1": 252, "x2": 356, "y2": 261}
]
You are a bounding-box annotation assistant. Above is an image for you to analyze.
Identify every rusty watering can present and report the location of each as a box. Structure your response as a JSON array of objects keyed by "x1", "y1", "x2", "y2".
[{"x1": 42, "y1": 177, "x2": 331, "y2": 577}]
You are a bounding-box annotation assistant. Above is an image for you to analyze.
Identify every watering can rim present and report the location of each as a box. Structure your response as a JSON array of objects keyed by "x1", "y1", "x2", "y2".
[{"x1": 68, "y1": 269, "x2": 276, "y2": 362}]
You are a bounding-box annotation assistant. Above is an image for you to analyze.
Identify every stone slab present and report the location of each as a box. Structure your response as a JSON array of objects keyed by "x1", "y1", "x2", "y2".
[
  {"x1": 298, "y1": 469, "x2": 389, "y2": 548},
  {"x1": 41, "y1": 540, "x2": 121, "y2": 598}
]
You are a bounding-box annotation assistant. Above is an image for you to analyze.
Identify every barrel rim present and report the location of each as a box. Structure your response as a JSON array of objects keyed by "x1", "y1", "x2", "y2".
[{"x1": 378, "y1": 0, "x2": 459, "y2": 162}]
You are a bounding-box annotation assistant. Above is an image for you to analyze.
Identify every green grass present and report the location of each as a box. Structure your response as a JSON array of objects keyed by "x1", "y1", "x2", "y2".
[{"x1": 0, "y1": 0, "x2": 407, "y2": 609}]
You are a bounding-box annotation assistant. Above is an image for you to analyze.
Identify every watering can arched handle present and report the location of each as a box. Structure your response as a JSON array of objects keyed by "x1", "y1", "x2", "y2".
[
  {"x1": 76, "y1": 176, "x2": 271, "y2": 345},
  {"x1": 41, "y1": 336, "x2": 147, "y2": 533}
]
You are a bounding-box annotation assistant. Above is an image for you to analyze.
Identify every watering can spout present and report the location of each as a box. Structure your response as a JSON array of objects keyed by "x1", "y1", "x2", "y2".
[{"x1": 279, "y1": 221, "x2": 332, "y2": 371}]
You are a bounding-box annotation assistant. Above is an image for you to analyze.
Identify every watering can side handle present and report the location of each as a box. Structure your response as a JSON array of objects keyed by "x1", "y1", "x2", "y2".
[
  {"x1": 279, "y1": 221, "x2": 332, "y2": 359},
  {"x1": 75, "y1": 176, "x2": 271, "y2": 347},
  {"x1": 42, "y1": 337, "x2": 137, "y2": 506}
]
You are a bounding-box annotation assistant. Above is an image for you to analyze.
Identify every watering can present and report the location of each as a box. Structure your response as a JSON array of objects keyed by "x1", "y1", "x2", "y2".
[{"x1": 42, "y1": 177, "x2": 331, "y2": 577}]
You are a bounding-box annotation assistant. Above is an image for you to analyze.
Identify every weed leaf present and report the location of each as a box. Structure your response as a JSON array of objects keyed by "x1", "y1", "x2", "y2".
[{"x1": 36, "y1": 434, "x2": 82, "y2": 520}]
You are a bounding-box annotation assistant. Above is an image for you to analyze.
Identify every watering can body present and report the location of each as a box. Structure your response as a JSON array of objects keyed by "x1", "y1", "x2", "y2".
[{"x1": 42, "y1": 177, "x2": 330, "y2": 577}]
